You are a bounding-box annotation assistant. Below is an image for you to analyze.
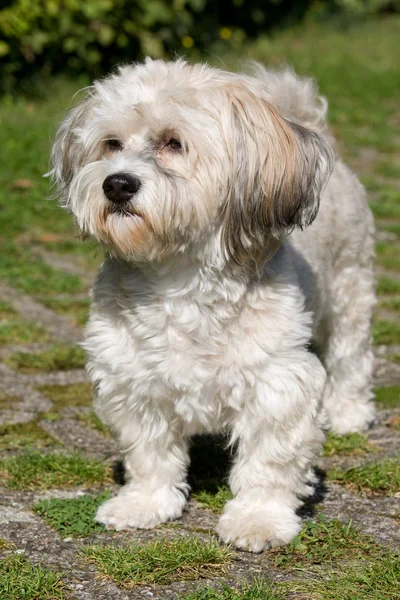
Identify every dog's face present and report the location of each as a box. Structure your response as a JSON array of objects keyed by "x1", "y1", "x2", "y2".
[{"x1": 52, "y1": 58, "x2": 333, "y2": 265}]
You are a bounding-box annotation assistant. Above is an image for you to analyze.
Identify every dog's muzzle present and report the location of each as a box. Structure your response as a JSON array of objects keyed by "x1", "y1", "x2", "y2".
[{"x1": 102, "y1": 173, "x2": 141, "y2": 204}]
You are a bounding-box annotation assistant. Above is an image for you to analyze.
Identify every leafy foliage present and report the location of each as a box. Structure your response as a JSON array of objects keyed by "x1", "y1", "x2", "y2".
[{"x1": 1, "y1": 0, "x2": 400, "y2": 91}]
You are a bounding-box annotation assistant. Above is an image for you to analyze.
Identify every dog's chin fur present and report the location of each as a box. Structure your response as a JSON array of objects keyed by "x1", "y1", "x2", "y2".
[{"x1": 51, "y1": 58, "x2": 376, "y2": 552}]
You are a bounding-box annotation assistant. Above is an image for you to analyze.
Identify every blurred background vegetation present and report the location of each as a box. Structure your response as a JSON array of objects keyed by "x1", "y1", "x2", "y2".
[{"x1": 1, "y1": 0, "x2": 400, "y2": 93}]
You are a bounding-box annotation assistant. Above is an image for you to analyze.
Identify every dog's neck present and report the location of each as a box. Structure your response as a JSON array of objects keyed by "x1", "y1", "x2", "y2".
[{"x1": 105, "y1": 242, "x2": 288, "y2": 307}]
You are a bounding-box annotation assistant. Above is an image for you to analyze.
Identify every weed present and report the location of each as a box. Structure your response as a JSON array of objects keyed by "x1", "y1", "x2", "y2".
[{"x1": 34, "y1": 492, "x2": 111, "y2": 537}]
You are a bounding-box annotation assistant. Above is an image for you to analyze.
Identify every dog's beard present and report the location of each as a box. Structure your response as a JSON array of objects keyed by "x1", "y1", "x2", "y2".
[{"x1": 67, "y1": 162, "x2": 162, "y2": 260}]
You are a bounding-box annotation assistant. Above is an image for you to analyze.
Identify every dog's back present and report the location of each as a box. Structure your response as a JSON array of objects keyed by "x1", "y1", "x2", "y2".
[{"x1": 256, "y1": 65, "x2": 376, "y2": 433}]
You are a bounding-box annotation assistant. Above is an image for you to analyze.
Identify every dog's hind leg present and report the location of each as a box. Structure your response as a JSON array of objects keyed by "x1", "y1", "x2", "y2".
[{"x1": 318, "y1": 244, "x2": 376, "y2": 434}]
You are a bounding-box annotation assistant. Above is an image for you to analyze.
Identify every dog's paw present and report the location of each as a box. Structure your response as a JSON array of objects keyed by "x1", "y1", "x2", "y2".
[
  {"x1": 327, "y1": 400, "x2": 376, "y2": 434},
  {"x1": 216, "y1": 498, "x2": 301, "y2": 552},
  {"x1": 95, "y1": 486, "x2": 187, "y2": 531}
]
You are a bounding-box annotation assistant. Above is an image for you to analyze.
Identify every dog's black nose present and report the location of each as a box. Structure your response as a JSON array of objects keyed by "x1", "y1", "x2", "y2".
[{"x1": 102, "y1": 173, "x2": 141, "y2": 204}]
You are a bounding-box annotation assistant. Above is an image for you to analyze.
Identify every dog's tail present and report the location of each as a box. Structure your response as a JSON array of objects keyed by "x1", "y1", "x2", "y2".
[{"x1": 250, "y1": 64, "x2": 329, "y2": 134}]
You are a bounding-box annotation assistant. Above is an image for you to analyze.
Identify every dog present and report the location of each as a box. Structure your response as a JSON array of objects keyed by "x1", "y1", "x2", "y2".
[{"x1": 51, "y1": 58, "x2": 376, "y2": 552}]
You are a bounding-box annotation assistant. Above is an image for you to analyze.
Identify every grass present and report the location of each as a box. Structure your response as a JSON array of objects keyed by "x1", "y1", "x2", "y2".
[
  {"x1": 0, "y1": 553, "x2": 67, "y2": 600},
  {"x1": 379, "y1": 296, "x2": 400, "y2": 315},
  {"x1": 323, "y1": 433, "x2": 377, "y2": 457},
  {"x1": 0, "y1": 451, "x2": 109, "y2": 490},
  {"x1": 0, "y1": 301, "x2": 49, "y2": 345},
  {"x1": 376, "y1": 276, "x2": 400, "y2": 295},
  {"x1": 33, "y1": 492, "x2": 111, "y2": 537},
  {"x1": 193, "y1": 486, "x2": 232, "y2": 514},
  {"x1": 373, "y1": 319, "x2": 400, "y2": 345},
  {"x1": 328, "y1": 458, "x2": 400, "y2": 495},
  {"x1": 4, "y1": 344, "x2": 86, "y2": 373},
  {"x1": 37, "y1": 382, "x2": 92, "y2": 407},
  {"x1": 0, "y1": 243, "x2": 85, "y2": 297},
  {"x1": 0, "y1": 421, "x2": 56, "y2": 451},
  {"x1": 178, "y1": 579, "x2": 284, "y2": 600},
  {"x1": 375, "y1": 242, "x2": 400, "y2": 271},
  {"x1": 288, "y1": 552, "x2": 400, "y2": 600},
  {"x1": 82, "y1": 537, "x2": 233, "y2": 587},
  {"x1": 375, "y1": 385, "x2": 400, "y2": 408},
  {"x1": 269, "y1": 517, "x2": 400, "y2": 599},
  {"x1": 376, "y1": 243, "x2": 400, "y2": 271},
  {"x1": 271, "y1": 516, "x2": 377, "y2": 569},
  {"x1": 39, "y1": 296, "x2": 90, "y2": 327}
]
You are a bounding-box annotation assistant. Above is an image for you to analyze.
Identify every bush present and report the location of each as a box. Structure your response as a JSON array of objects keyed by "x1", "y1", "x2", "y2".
[{"x1": 1, "y1": 0, "x2": 399, "y2": 92}]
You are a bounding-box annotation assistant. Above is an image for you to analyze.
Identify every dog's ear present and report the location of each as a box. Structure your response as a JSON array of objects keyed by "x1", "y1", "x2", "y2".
[
  {"x1": 220, "y1": 81, "x2": 334, "y2": 265},
  {"x1": 50, "y1": 94, "x2": 95, "y2": 206}
]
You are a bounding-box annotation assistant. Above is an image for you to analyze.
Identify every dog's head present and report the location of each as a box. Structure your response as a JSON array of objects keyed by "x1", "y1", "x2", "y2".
[{"x1": 51, "y1": 58, "x2": 333, "y2": 265}]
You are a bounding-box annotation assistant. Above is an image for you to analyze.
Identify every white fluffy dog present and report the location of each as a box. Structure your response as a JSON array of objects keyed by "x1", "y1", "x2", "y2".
[{"x1": 51, "y1": 58, "x2": 375, "y2": 552}]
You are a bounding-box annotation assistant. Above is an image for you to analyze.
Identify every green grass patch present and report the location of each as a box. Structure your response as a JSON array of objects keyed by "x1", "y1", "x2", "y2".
[
  {"x1": 270, "y1": 517, "x2": 400, "y2": 598},
  {"x1": 374, "y1": 160, "x2": 400, "y2": 179},
  {"x1": 377, "y1": 276, "x2": 400, "y2": 295},
  {"x1": 328, "y1": 458, "x2": 400, "y2": 495},
  {"x1": 0, "y1": 451, "x2": 109, "y2": 490},
  {"x1": 33, "y1": 492, "x2": 111, "y2": 538},
  {"x1": 0, "y1": 553, "x2": 67, "y2": 600},
  {"x1": 193, "y1": 486, "x2": 232, "y2": 514},
  {"x1": 4, "y1": 344, "x2": 86, "y2": 373},
  {"x1": 271, "y1": 516, "x2": 377, "y2": 569},
  {"x1": 323, "y1": 433, "x2": 377, "y2": 457},
  {"x1": 37, "y1": 382, "x2": 92, "y2": 407},
  {"x1": 375, "y1": 242, "x2": 400, "y2": 271},
  {"x1": 370, "y1": 201, "x2": 400, "y2": 221},
  {"x1": 379, "y1": 296, "x2": 400, "y2": 315},
  {"x1": 373, "y1": 319, "x2": 400, "y2": 345},
  {"x1": 0, "y1": 243, "x2": 85, "y2": 297},
  {"x1": 381, "y1": 222, "x2": 400, "y2": 238},
  {"x1": 179, "y1": 579, "x2": 284, "y2": 600},
  {"x1": 82, "y1": 537, "x2": 233, "y2": 587},
  {"x1": 0, "y1": 301, "x2": 49, "y2": 345},
  {"x1": 39, "y1": 297, "x2": 90, "y2": 327},
  {"x1": 287, "y1": 551, "x2": 400, "y2": 600},
  {"x1": 375, "y1": 385, "x2": 400, "y2": 408},
  {"x1": 0, "y1": 421, "x2": 56, "y2": 451}
]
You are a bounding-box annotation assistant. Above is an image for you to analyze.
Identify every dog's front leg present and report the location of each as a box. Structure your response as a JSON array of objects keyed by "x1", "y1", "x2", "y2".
[
  {"x1": 217, "y1": 352, "x2": 326, "y2": 552},
  {"x1": 96, "y1": 419, "x2": 190, "y2": 530}
]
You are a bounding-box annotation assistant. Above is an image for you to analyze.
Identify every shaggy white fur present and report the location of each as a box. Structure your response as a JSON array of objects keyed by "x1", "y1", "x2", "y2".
[{"x1": 51, "y1": 59, "x2": 376, "y2": 552}]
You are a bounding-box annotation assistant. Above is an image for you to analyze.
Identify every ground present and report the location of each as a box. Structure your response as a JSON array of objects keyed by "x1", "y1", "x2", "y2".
[{"x1": 0, "y1": 16, "x2": 400, "y2": 600}]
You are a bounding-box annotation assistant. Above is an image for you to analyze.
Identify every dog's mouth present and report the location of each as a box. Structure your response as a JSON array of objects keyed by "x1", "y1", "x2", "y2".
[{"x1": 108, "y1": 204, "x2": 143, "y2": 219}]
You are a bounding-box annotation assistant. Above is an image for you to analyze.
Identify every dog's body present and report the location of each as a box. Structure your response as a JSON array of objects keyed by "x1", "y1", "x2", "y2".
[{"x1": 52, "y1": 59, "x2": 375, "y2": 552}]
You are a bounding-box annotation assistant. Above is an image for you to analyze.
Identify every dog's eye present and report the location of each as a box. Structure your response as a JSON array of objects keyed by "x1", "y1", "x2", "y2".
[
  {"x1": 105, "y1": 139, "x2": 123, "y2": 151},
  {"x1": 166, "y1": 138, "x2": 182, "y2": 151}
]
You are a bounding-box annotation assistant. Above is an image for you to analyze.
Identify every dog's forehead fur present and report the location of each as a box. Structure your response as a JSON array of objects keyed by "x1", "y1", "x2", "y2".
[{"x1": 88, "y1": 59, "x2": 265, "y2": 140}]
